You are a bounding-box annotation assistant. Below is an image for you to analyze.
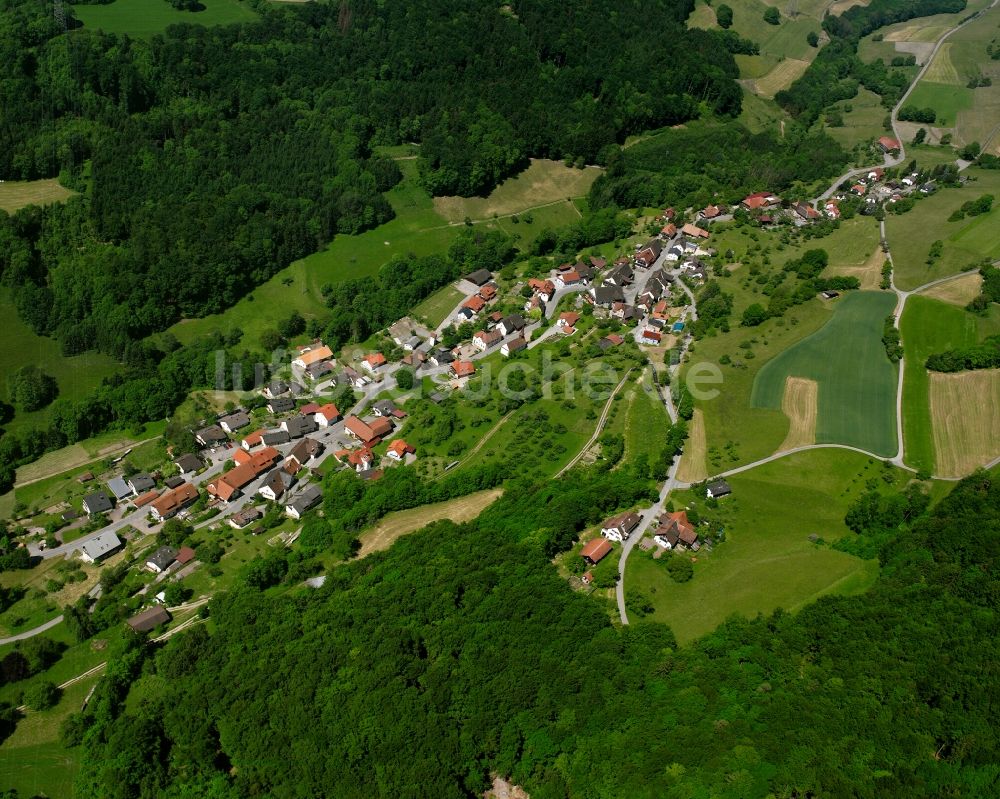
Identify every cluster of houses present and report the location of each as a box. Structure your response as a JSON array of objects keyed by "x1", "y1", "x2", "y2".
[{"x1": 81, "y1": 470, "x2": 202, "y2": 526}]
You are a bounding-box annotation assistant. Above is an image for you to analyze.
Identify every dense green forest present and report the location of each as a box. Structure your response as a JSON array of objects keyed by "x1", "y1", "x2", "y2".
[{"x1": 61, "y1": 468, "x2": 999, "y2": 798}]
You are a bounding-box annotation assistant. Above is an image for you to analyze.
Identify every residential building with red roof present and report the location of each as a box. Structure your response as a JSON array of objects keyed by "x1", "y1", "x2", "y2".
[
  {"x1": 313, "y1": 403, "x2": 341, "y2": 427},
  {"x1": 386, "y1": 439, "x2": 415, "y2": 461},
  {"x1": 451, "y1": 361, "x2": 476, "y2": 379}
]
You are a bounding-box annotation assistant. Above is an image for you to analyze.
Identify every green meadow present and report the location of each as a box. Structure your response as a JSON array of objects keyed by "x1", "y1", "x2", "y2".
[
  {"x1": 73, "y1": 0, "x2": 258, "y2": 37},
  {"x1": 899, "y1": 296, "x2": 1000, "y2": 473},
  {"x1": 627, "y1": 448, "x2": 884, "y2": 644},
  {"x1": 905, "y1": 81, "x2": 974, "y2": 127},
  {"x1": 752, "y1": 291, "x2": 899, "y2": 456}
]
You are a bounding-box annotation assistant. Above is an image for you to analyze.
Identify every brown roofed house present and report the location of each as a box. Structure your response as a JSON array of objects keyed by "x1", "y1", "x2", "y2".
[
  {"x1": 127, "y1": 606, "x2": 170, "y2": 633},
  {"x1": 581, "y1": 537, "x2": 613, "y2": 565}
]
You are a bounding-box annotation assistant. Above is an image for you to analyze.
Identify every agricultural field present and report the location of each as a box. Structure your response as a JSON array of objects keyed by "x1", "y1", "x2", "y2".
[
  {"x1": 905, "y1": 82, "x2": 974, "y2": 128},
  {"x1": 887, "y1": 167, "x2": 1000, "y2": 290},
  {"x1": 930, "y1": 369, "x2": 1000, "y2": 476},
  {"x1": 898, "y1": 295, "x2": 1000, "y2": 474},
  {"x1": 73, "y1": 0, "x2": 258, "y2": 37},
  {"x1": 431, "y1": 159, "x2": 599, "y2": 223},
  {"x1": 626, "y1": 448, "x2": 884, "y2": 644},
  {"x1": 356, "y1": 488, "x2": 504, "y2": 557},
  {"x1": 919, "y1": 270, "x2": 983, "y2": 306},
  {"x1": 0, "y1": 179, "x2": 74, "y2": 214},
  {"x1": 0, "y1": 289, "x2": 122, "y2": 437},
  {"x1": 751, "y1": 291, "x2": 898, "y2": 456}
]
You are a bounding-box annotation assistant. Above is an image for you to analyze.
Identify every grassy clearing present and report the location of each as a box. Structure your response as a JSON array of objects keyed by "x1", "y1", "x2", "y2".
[
  {"x1": 0, "y1": 179, "x2": 74, "y2": 214},
  {"x1": 73, "y1": 0, "x2": 258, "y2": 37},
  {"x1": 431, "y1": 159, "x2": 601, "y2": 223},
  {"x1": 779, "y1": 376, "x2": 818, "y2": 449},
  {"x1": 919, "y1": 272, "x2": 983, "y2": 306},
  {"x1": 0, "y1": 674, "x2": 98, "y2": 798},
  {"x1": 930, "y1": 369, "x2": 1000, "y2": 477},
  {"x1": 899, "y1": 296, "x2": 1000, "y2": 473},
  {"x1": 621, "y1": 372, "x2": 671, "y2": 467},
  {"x1": 822, "y1": 88, "x2": 892, "y2": 151},
  {"x1": 922, "y1": 42, "x2": 962, "y2": 85},
  {"x1": 754, "y1": 58, "x2": 811, "y2": 98},
  {"x1": 688, "y1": 0, "x2": 823, "y2": 64},
  {"x1": 411, "y1": 285, "x2": 465, "y2": 328},
  {"x1": 627, "y1": 448, "x2": 884, "y2": 644},
  {"x1": 737, "y1": 89, "x2": 789, "y2": 133},
  {"x1": 752, "y1": 291, "x2": 898, "y2": 456},
  {"x1": 357, "y1": 488, "x2": 504, "y2": 557},
  {"x1": 888, "y1": 169, "x2": 1000, "y2": 290},
  {"x1": 906, "y1": 82, "x2": 975, "y2": 127},
  {"x1": 0, "y1": 289, "x2": 122, "y2": 437}
]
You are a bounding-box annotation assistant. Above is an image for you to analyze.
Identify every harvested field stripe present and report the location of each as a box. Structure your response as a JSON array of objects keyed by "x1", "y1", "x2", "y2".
[
  {"x1": 918, "y1": 272, "x2": 983, "y2": 307},
  {"x1": 676, "y1": 407, "x2": 708, "y2": 483},
  {"x1": 779, "y1": 377, "x2": 818, "y2": 450},
  {"x1": 357, "y1": 488, "x2": 504, "y2": 558},
  {"x1": 929, "y1": 369, "x2": 1000, "y2": 477}
]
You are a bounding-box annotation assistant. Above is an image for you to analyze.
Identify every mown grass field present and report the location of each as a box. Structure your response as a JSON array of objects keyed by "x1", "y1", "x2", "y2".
[
  {"x1": 905, "y1": 81, "x2": 974, "y2": 127},
  {"x1": 888, "y1": 168, "x2": 1000, "y2": 290},
  {"x1": 627, "y1": 448, "x2": 883, "y2": 644},
  {"x1": 621, "y1": 370, "x2": 671, "y2": 467},
  {"x1": 431, "y1": 159, "x2": 600, "y2": 223},
  {"x1": 751, "y1": 291, "x2": 898, "y2": 456},
  {"x1": 0, "y1": 289, "x2": 122, "y2": 437},
  {"x1": 930, "y1": 368, "x2": 1000, "y2": 476},
  {"x1": 0, "y1": 179, "x2": 74, "y2": 214},
  {"x1": 411, "y1": 284, "x2": 465, "y2": 328},
  {"x1": 899, "y1": 295, "x2": 1000, "y2": 474},
  {"x1": 73, "y1": 0, "x2": 258, "y2": 37}
]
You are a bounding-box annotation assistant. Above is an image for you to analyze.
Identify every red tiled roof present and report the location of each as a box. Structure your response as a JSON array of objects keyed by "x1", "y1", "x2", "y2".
[
  {"x1": 388, "y1": 439, "x2": 414, "y2": 458},
  {"x1": 452, "y1": 361, "x2": 475, "y2": 378},
  {"x1": 580, "y1": 538, "x2": 613, "y2": 563},
  {"x1": 315, "y1": 403, "x2": 340, "y2": 422},
  {"x1": 463, "y1": 295, "x2": 486, "y2": 311},
  {"x1": 364, "y1": 353, "x2": 386, "y2": 368}
]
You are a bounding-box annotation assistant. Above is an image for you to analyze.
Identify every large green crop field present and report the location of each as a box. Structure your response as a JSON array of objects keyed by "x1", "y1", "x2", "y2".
[
  {"x1": 888, "y1": 168, "x2": 1000, "y2": 290},
  {"x1": 626, "y1": 448, "x2": 883, "y2": 644},
  {"x1": 73, "y1": 0, "x2": 258, "y2": 37},
  {"x1": 899, "y1": 295, "x2": 1000, "y2": 473},
  {"x1": 751, "y1": 291, "x2": 898, "y2": 456}
]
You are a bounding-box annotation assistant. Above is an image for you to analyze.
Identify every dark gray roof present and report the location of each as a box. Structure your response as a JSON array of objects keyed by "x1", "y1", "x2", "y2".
[
  {"x1": 194, "y1": 425, "x2": 227, "y2": 445},
  {"x1": 219, "y1": 411, "x2": 250, "y2": 431},
  {"x1": 146, "y1": 546, "x2": 178, "y2": 571},
  {"x1": 164, "y1": 476, "x2": 185, "y2": 489},
  {"x1": 268, "y1": 396, "x2": 295, "y2": 413},
  {"x1": 128, "y1": 474, "x2": 155, "y2": 493},
  {"x1": 288, "y1": 485, "x2": 322, "y2": 514},
  {"x1": 373, "y1": 400, "x2": 397, "y2": 416},
  {"x1": 500, "y1": 314, "x2": 525, "y2": 331},
  {"x1": 707, "y1": 479, "x2": 732, "y2": 496},
  {"x1": 262, "y1": 430, "x2": 291, "y2": 446},
  {"x1": 591, "y1": 286, "x2": 625, "y2": 306},
  {"x1": 127, "y1": 606, "x2": 170, "y2": 633},
  {"x1": 83, "y1": 492, "x2": 113, "y2": 514},
  {"x1": 465, "y1": 268, "x2": 493, "y2": 286},
  {"x1": 175, "y1": 453, "x2": 203, "y2": 473},
  {"x1": 283, "y1": 416, "x2": 318, "y2": 438}
]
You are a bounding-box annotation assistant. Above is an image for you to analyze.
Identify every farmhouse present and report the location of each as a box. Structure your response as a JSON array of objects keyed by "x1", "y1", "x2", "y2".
[
  {"x1": 292, "y1": 344, "x2": 334, "y2": 369},
  {"x1": 479, "y1": 284, "x2": 497, "y2": 301},
  {"x1": 601, "y1": 511, "x2": 641, "y2": 542},
  {"x1": 306, "y1": 360, "x2": 334, "y2": 379},
  {"x1": 558, "y1": 312, "x2": 580, "y2": 329},
  {"x1": 589, "y1": 285, "x2": 625, "y2": 307},
  {"x1": 127, "y1": 606, "x2": 170, "y2": 633},
  {"x1": 877, "y1": 136, "x2": 901, "y2": 153},
  {"x1": 465, "y1": 268, "x2": 493, "y2": 286},
  {"x1": 699, "y1": 204, "x2": 721, "y2": 220},
  {"x1": 527, "y1": 278, "x2": 555, "y2": 301},
  {"x1": 79, "y1": 531, "x2": 123, "y2": 564},
  {"x1": 741, "y1": 191, "x2": 781, "y2": 211},
  {"x1": 555, "y1": 270, "x2": 582, "y2": 288},
  {"x1": 640, "y1": 329, "x2": 662, "y2": 345},
  {"x1": 706, "y1": 479, "x2": 732, "y2": 499},
  {"x1": 462, "y1": 295, "x2": 486, "y2": 314},
  {"x1": 451, "y1": 361, "x2": 476, "y2": 379},
  {"x1": 150, "y1": 482, "x2": 198, "y2": 521},
  {"x1": 264, "y1": 380, "x2": 288, "y2": 399},
  {"x1": 82, "y1": 491, "x2": 113, "y2": 516},
  {"x1": 635, "y1": 240, "x2": 662, "y2": 268},
  {"x1": 336, "y1": 447, "x2": 375, "y2": 472},
  {"x1": 581, "y1": 537, "x2": 613, "y2": 565},
  {"x1": 658, "y1": 510, "x2": 698, "y2": 549}
]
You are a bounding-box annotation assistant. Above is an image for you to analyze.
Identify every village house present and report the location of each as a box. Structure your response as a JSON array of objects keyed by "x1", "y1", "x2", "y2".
[
  {"x1": 479, "y1": 284, "x2": 498, "y2": 302},
  {"x1": 386, "y1": 439, "x2": 415, "y2": 461},
  {"x1": 313, "y1": 403, "x2": 341, "y2": 427},
  {"x1": 580, "y1": 537, "x2": 613, "y2": 565},
  {"x1": 706, "y1": 479, "x2": 732, "y2": 499},
  {"x1": 498, "y1": 314, "x2": 525, "y2": 337},
  {"x1": 338, "y1": 367, "x2": 370, "y2": 390},
  {"x1": 174, "y1": 453, "x2": 202, "y2": 474},
  {"x1": 133, "y1": 490, "x2": 159, "y2": 509},
  {"x1": 610, "y1": 302, "x2": 637, "y2": 323},
  {"x1": 219, "y1": 411, "x2": 251, "y2": 434},
  {"x1": 106, "y1": 477, "x2": 132, "y2": 502},
  {"x1": 83, "y1": 491, "x2": 113, "y2": 516},
  {"x1": 462, "y1": 295, "x2": 486, "y2": 316},
  {"x1": 473, "y1": 329, "x2": 503, "y2": 352},
  {"x1": 430, "y1": 348, "x2": 455, "y2": 367},
  {"x1": 664, "y1": 244, "x2": 684, "y2": 262},
  {"x1": 601, "y1": 511, "x2": 641, "y2": 542},
  {"x1": 150, "y1": 482, "x2": 198, "y2": 522},
  {"x1": 127, "y1": 606, "x2": 170, "y2": 634},
  {"x1": 281, "y1": 416, "x2": 318, "y2": 438},
  {"x1": 451, "y1": 360, "x2": 476, "y2": 379},
  {"x1": 286, "y1": 485, "x2": 322, "y2": 519},
  {"x1": 127, "y1": 474, "x2": 155, "y2": 495},
  {"x1": 604, "y1": 262, "x2": 634, "y2": 286},
  {"x1": 242, "y1": 429, "x2": 266, "y2": 450},
  {"x1": 145, "y1": 546, "x2": 177, "y2": 574},
  {"x1": 229, "y1": 507, "x2": 262, "y2": 529},
  {"x1": 634, "y1": 241, "x2": 661, "y2": 269},
  {"x1": 263, "y1": 380, "x2": 289, "y2": 399},
  {"x1": 267, "y1": 396, "x2": 296, "y2": 414},
  {"x1": 262, "y1": 430, "x2": 290, "y2": 447},
  {"x1": 292, "y1": 344, "x2": 334, "y2": 369},
  {"x1": 527, "y1": 278, "x2": 555, "y2": 302},
  {"x1": 653, "y1": 510, "x2": 698, "y2": 550},
  {"x1": 554, "y1": 270, "x2": 582, "y2": 289},
  {"x1": 588, "y1": 285, "x2": 625, "y2": 307},
  {"x1": 558, "y1": 312, "x2": 580, "y2": 329},
  {"x1": 501, "y1": 336, "x2": 527, "y2": 356},
  {"x1": 207, "y1": 446, "x2": 280, "y2": 502},
  {"x1": 344, "y1": 415, "x2": 393, "y2": 447},
  {"x1": 597, "y1": 334, "x2": 625, "y2": 351},
  {"x1": 793, "y1": 202, "x2": 821, "y2": 221},
  {"x1": 285, "y1": 437, "x2": 324, "y2": 472},
  {"x1": 680, "y1": 223, "x2": 710, "y2": 240},
  {"x1": 194, "y1": 425, "x2": 227, "y2": 448},
  {"x1": 362, "y1": 353, "x2": 387, "y2": 374},
  {"x1": 699, "y1": 204, "x2": 722, "y2": 220},
  {"x1": 641, "y1": 328, "x2": 662, "y2": 345},
  {"x1": 258, "y1": 468, "x2": 295, "y2": 501},
  {"x1": 741, "y1": 191, "x2": 781, "y2": 211},
  {"x1": 79, "y1": 531, "x2": 123, "y2": 564},
  {"x1": 660, "y1": 222, "x2": 678, "y2": 239},
  {"x1": 306, "y1": 360, "x2": 334, "y2": 380}
]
